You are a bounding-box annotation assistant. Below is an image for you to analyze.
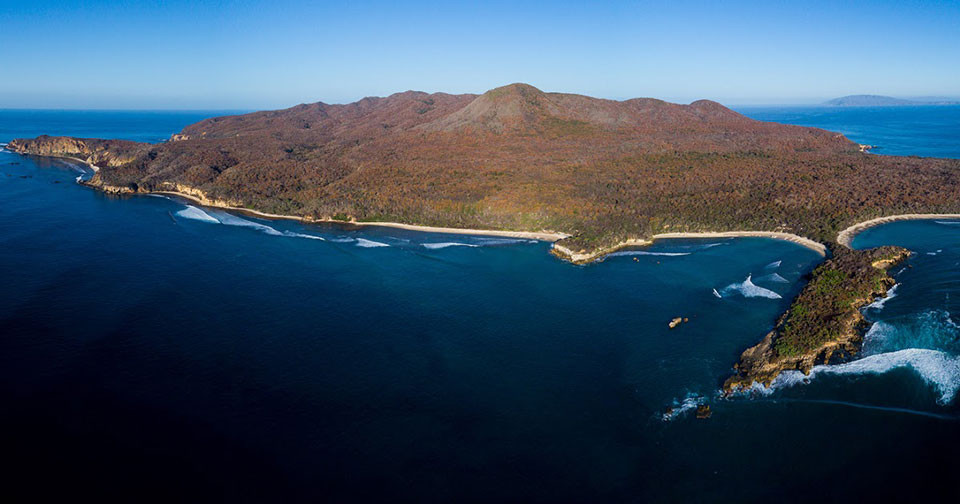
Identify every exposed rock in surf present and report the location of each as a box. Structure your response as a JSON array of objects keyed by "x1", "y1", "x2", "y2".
[{"x1": 695, "y1": 405, "x2": 712, "y2": 419}]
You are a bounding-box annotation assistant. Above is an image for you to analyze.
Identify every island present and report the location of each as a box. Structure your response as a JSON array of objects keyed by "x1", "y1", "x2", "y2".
[
  {"x1": 825, "y1": 94, "x2": 960, "y2": 107},
  {"x1": 9, "y1": 83, "x2": 960, "y2": 390}
]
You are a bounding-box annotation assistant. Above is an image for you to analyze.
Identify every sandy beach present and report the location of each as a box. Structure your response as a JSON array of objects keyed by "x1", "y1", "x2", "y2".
[
  {"x1": 552, "y1": 231, "x2": 827, "y2": 264},
  {"x1": 653, "y1": 231, "x2": 827, "y2": 256},
  {"x1": 837, "y1": 214, "x2": 960, "y2": 248},
  {"x1": 154, "y1": 190, "x2": 570, "y2": 242}
]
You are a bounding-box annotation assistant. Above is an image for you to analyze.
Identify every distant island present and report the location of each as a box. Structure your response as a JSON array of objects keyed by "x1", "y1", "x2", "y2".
[
  {"x1": 9, "y1": 83, "x2": 960, "y2": 391},
  {"x1": 825, "y1": 94, "x2": 960, "y2": 107}
]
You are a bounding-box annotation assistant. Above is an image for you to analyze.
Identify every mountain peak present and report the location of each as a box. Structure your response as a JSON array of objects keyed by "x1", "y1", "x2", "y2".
[{"x1": 422, "y1": 83, "x2": 560, "y2": 133}]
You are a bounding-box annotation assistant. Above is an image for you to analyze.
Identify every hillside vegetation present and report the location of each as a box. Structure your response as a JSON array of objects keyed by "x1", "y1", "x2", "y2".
[{"x1": 10, "y1": 83, "x2": 960, "y2": 257}]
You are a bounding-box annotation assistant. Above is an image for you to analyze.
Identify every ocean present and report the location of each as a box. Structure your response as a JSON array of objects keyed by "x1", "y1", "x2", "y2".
[{"x1": 1, "y1": 107, "x2": 959, "y2": 501}]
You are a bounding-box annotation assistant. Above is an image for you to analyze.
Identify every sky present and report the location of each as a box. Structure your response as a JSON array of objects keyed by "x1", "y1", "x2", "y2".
[{"x1": 1, "y1": 0, "x2": 959, "y2": 109}]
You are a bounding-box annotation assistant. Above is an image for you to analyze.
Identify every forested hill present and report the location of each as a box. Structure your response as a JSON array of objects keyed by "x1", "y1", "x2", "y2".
[{"x1": 10, "y1": 83, "x2": 960, "y2": 258}]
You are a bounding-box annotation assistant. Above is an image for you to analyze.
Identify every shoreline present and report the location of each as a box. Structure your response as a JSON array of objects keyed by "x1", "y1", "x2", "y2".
[
  {"x1": 13, "y1": 148, "x2": 946, "y2": 262},
  {"x1": 554, "y1": 230, "x2": 827, "y2": 264},
  {"x1": 12, "y1": 148, "x2": 570, "y2": 242},
  {"x1": 652, "y1": 231, "x2": 827, "y2": 256},
  {"x1": 837, "y1": 213, "x2": 960, "y2": 248},
  {"x1": 151, "y1": 190, "x2": 830, "y2": 259},
  {"x1": 153, "y1": 191, "x2": 570, "y2": 242}
]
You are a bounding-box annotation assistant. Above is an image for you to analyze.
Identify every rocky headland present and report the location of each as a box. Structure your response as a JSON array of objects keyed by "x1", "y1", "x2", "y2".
[{"x1": 723, "y1": 246, "x2": 910, "y2": 393}]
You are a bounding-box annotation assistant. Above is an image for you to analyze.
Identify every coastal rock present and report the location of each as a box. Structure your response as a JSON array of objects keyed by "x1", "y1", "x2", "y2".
[
  {"x1": 668, "y1": 317, "x2": 684, "y2": 329},
  {"x1": 695, "y1": 405, "x2": 712, "y2": 419},
  {"x1": 723, "y1": 246, "x2": 910, "y2": 393},
  {"x1": 9, "y1": 84, "x2": 960, "y2": 265}
]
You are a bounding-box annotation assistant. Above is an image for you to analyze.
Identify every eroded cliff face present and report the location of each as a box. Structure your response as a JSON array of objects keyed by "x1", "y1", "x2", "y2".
[
  {"x1": 723, "y1": 246, "x2": 910, "y2": 392},
  {"x1": 7, "y1": 135, "x2": 144, "y2": 169}
]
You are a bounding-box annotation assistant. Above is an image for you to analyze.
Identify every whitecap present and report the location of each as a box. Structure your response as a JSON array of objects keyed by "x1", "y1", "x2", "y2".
[
  {"x1": 764, "y1": 260, "x2": 782, "y2": 270},
  {"x1": 817, "y1": 349, "x2": 960, "y2": 404},
  {"x1": 719, "y1": 274, "x2": 782, "y2": 299},
  {"x1": 472, "y1": 238, "x2": 537, "y2": 246},
  {"x1": 712, "y1": 288, "x2": 722, "y2": 299},
  {"x1": 607, "y1": 250, "x2": 691, "y2": 258},
  {"x1": 861, "y1": 320, "x2": 897, "y2": 354},
  {"x1": 661, "y1": 394, "x2": 704, "y2": 421},
  {"x1": 756, "y1": 347, "x2": 960, "y2": 405},
  {"x1": 214, "y1": 212, "x2": 283, "y2": 235},
  {"x1": 697, "y1": 242, "x2": 727, "y2": 249},
  {"x1": 355, "y1": 238, "x2": 390, "y2": 248},
  {"x1": 755, "y1": 272, "x2": 790, "y2": 284},
  {"x1": 178, "y1": 206, "x2": 324, "y2": 240},
  {"x1": 865, "y1": 283, "x2": 899, "y2": 311},
  {"x1": 935, "y1": 220, "x2": 960, "y2": 225},
  {"x1": 422, "y1": 242, "x2": 479, "y2": 249},
  {"x1": 176, "y1": 205, "x2": 221, "y2": 224},
  {"x1": 287, "y1": 232, "x2": 324, "y2": 240}
]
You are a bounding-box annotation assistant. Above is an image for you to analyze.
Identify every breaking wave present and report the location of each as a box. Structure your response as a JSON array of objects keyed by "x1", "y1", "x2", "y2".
[
  {"x1": 718, "y1": 274, "x2": 782, "y2": 299},
  {"x1": 472, "y1": 238, "x2": 537, "y2": 246},
  {"x1": 768, "y1": 349, "x2": 960, "y2": 405},
  {"x1": 935, "y1": 220, "x2": 960, "y2": 225},
  {"x1": 176, "y1": 205, "x2": 221, "y2": 224},
  {"x1": 694, "y1": 242, "x2": 727, "y2": 250},
  {"x1": 661, "y1": 394, "x2": 705, "y2": 422},
  {"x1": 422, "y1": 242, "x2": 480, "y2": 249},
  {"x1": 764, "y1": 260, "x2": 782, "y2": 270},
  {"x1": 176, "y1": 206, "x2": 324, "y2": 240},
  {"x1": 755, "y1": 272, "x2": 789, "y2": 284},
  {"x1": 746, "y1": 312, "x2": 960, "y2": 405},
  {"x1": 865, "y1": 283, "x2": 899, "y2": 311},
  {"x1": 607, "y1": 250, "x2": 691, "y2": 258},
  {"x1": 355, "y1": 238, "x2": 390, "y2": 248}
]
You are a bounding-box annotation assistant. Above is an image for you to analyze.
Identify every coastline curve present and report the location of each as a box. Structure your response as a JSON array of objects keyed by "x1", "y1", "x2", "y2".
[{"x1": 837, "y1": 214, "x2": 960, "y2": 249}]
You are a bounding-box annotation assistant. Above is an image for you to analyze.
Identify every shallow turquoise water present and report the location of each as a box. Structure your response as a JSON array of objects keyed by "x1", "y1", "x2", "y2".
[{"x1": 1, "y1": 110, "x2": 958, "y2": 501}]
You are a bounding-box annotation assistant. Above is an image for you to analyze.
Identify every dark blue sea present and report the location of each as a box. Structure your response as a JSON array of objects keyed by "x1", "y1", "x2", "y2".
[
  {"x1": 1, "y1": 108, "x2": 959, "y2": 502},
  {"x1": 738, "y1": 104, "x2": 960, "y2": 158}
]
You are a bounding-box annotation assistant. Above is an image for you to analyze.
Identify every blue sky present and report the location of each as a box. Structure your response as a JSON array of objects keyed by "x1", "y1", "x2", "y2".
[{"x1": 1, "y1": 0, "x2": 958, "y2": 109}]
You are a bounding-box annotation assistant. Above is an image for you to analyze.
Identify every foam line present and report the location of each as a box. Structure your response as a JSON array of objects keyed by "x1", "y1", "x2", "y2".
[
  {"x1": 720, "y1": 274, "x2": 782, "y2": 299},
  {"x1": 176, "y1": 205, "x2": 220, "y2": 224},
  {"x1": 422, "y1": 242, "x2": 479, "y2": 249},
  {"x1": 761, "y1": 398, "x2": 958, "y2": 420},
  {"x1": 755, "y1": 272, "x2": 789, "y2": 284},
  {"x1": 355, "y1": 238, "x2": 390, "y2": 248},
  {"x1": 865, "y1": 283, "x2": 899, "y2": 311},
  {"x1": 767, "y1": 348, "x2": 960, "y2": 405},
  {"x1": 661, "y1": 394, "x2": 704, "y2": 421},
  {"x1": 607, "y1": 250, "x2": 691, "y2": 258}
]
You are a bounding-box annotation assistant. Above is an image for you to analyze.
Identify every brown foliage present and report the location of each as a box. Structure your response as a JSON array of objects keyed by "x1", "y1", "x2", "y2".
[{"x1": 11, "y1": 84, "x2": 960, "y2": 252}]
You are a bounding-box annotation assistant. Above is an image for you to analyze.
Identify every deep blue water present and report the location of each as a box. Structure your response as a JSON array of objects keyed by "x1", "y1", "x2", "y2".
[
  {"x1": 1, "y1": 109, "x2": 959, "y2": 501},
  {"x1": 737, "y1": 105, "x2": 960, "y2": 158}
]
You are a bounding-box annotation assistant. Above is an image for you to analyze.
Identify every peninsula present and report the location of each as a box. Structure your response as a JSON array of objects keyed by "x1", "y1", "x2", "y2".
[{"x1": 10, "y1": 83, "x2": 960, "y2": 389}]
